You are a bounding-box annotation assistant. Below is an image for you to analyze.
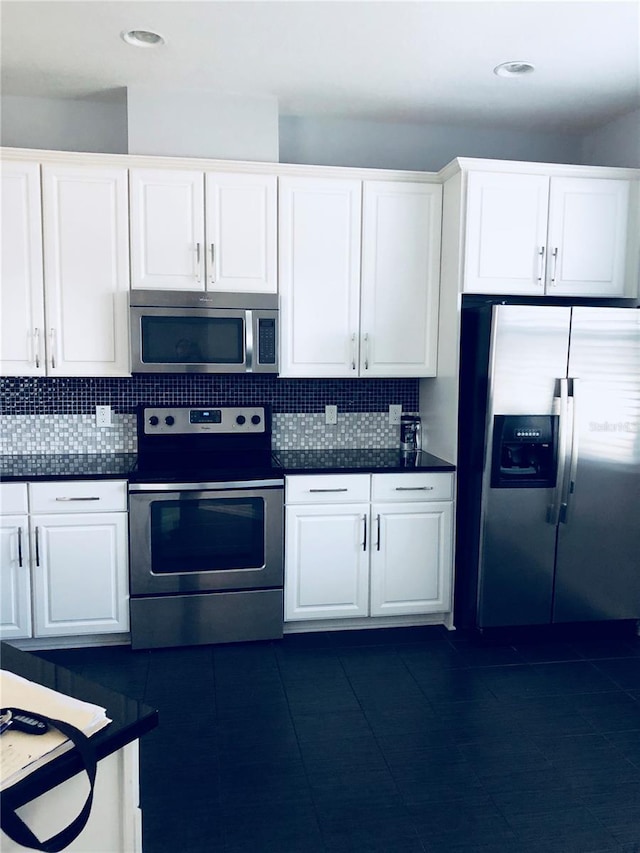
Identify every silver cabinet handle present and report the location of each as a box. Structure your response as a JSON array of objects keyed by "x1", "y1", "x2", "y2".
[
  {"x1": 54, "y1": 496, "x2": 101, "y2": 502},
  {"x1": 376, "y1": 514, "x2": 381, "y2": 551},
  {"x1": 34, "y1": 328, "x2": 41, "y2": 368},
  {"x1": 549, "y1": 247, "x2": 559, "y2": 286},
  {"x1": 209, "y1": 244, "x2": 216, "y2": 285},
  {"x1": 394, "y1": 486, "x2": 434, "y2": 491},
  {"x1": 363, "y1": 333, "x2": 370, "y2": 371},
  {"x1": 35, "y1": 526, "x2": 40, "y2": 567},
  {"x1": 537, "y1": 246, "x2": 546, "y2": 284},
  {"x1": 362, "y1": 514, "x2": 367, "y2": 552},
  {"x1": 351, "y1": 333, "x2": 357, "y2": 371},
  {"x1": 309, "y1": 488, "x2": 349, "y2": 493},
  {"x1": 49, "y1": 328, "x2": 57, "y2": 369},
  {"x1": 17, "y1": 527, "x2": 23, "y2": 568}
]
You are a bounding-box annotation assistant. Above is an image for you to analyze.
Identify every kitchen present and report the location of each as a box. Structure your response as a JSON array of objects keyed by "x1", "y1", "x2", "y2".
[{"x1": 1, "y1": 2, "x2": 640, "y2": 852}]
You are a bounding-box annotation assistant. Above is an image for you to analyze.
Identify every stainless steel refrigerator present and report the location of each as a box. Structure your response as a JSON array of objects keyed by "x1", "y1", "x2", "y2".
[{"x1": 455, "y1": 301, "x2": 640, "y2": 629}]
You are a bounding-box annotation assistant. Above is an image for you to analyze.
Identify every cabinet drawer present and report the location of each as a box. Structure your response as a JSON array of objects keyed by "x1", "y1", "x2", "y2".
[
  {"x1": 0, "y1": 483, "x2": 29, "y2": 514},
  {"x1": 371, "y1": 472, "x2": 453, "y2": 502},
  {"x1": 29, "y1": 480, "x2": 127, "y2": 513},
  {"x1": 286, "y1": 474, "x2": 371, "y2": 504}
]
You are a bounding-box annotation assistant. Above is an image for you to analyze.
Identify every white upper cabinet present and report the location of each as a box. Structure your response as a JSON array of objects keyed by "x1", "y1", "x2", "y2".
[
  {"x1": 130, "y1": 168, "x2": 277, "y2": 293},
  {"x1": 464, "y1": 170, "x2": 632, "y2": 297},
  {"x1": 360, "y1": 181, "x2": 441, "y2": 377},
  {"x1": 205, "y1": 172, "x2": 277, "y2": 292},
  {"x1": 129, "y1": 168, "x2": 205, "y2": 290},
  {"x1": 41, "y1": 164, "x2": 130, "y2": 376},
  {"x1": 279, "y1": 177, "x2": 362, "y2": 377},
  {"x1": 1, "y1": 162, "x2": 45, "y2": 376},
  {"x1": 546, "y1": 178, "x2": 630, "y2": 297},
  {"x1": 1, "y1": 161, "x2": 130, "y2": 377},
  {"x1": 279, "y1": 176, "x2": 442, "y2": 378}
]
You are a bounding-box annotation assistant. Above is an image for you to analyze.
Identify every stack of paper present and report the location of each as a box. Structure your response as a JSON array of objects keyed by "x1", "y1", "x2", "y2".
[{"x1": 0, "y1": 670, "x2": 111, "y2": 790}]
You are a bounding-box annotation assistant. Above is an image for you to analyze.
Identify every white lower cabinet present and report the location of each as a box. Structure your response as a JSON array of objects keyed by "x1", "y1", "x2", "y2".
[
  {"x1": 0, "y1": 481, "x2": 129, "y2": 641},
  {"x1": 284, "y1": 472, "x2": 453, "y2": 624},
  {"x1": 0, "y1": 484, "x2": 32, "y2": 639},
  {"x1": 369, "y1": 501, "x2": 453, "y2": 616}
]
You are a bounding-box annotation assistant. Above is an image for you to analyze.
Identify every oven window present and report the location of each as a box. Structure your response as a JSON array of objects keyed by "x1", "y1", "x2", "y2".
[
  {"x1": 141, "y1": 316, "x2": 244, "y2": 364},
  {"x1": 150, "y1": 498, "x2": 265, "y2": 573}
]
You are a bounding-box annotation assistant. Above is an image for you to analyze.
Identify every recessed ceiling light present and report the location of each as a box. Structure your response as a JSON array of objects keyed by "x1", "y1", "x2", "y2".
[
  {"x1": 493, "y1": 61, "x2": 535, "y2": 78},
  {"x1": 121, "y1": 29, "x2": 166, "y2": 48}
]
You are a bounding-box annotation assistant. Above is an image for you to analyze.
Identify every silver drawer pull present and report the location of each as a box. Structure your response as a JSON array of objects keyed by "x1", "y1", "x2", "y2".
[
  {"x1": 55, "y1": 496, "x2": 101, "y2": 502},
  {"x1": 309, "y1": 488, "x2": 349, "y2": 493},
  {"x1": 394, "y1": 486, "x2": 434, "y2": 491}
]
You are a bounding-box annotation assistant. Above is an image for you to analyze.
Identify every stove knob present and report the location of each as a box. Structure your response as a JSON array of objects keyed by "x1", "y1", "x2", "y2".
[
  {"x1": 149, "y1": 416, "x2": 159, "y2": 426},
  {"x1": 165, "y1": 416, "x2": 175, "y2": 426},
  {"x1": 251, "y1": 415, "x2": 262, "y2": 425},
  {"x1": 236, "y1": 415, "x2": 246, "y2": 425}
]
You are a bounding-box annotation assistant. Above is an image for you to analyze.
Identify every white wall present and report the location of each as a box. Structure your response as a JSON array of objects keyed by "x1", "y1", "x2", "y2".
[
  {"x1": 279, "y1": 115, "x2": 582, "y2": 172},
  {"x1": 580, "y1": 109, "x2": 640, "y2": 168},
  {"x1": 1, "y1": 93, "x2": 128, "y2": 154},
  {"x1": 126, "y1": 88, "x2": 279, "y2": 162}
]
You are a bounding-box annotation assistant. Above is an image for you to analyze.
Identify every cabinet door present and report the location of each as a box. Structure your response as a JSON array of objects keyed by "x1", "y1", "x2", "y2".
[
  {"x1": 370, "y1": 501, "x2": 452, "y2": 616},
  {"x1": 361, "y1": 182, "x2": 442, "y2": 377},
  {"x1": 546, "y1": 177, "x2": 630, "y2": 297},
  {"x1": 42, "y1": 165, "x2": 130, "y2": 377},
  {"x1": 1, "y1": 162, "x2": 45, "y2": 376},
  {"x1": 279, "y1": 177, "x2": 362, "y2": 377},
  {"x1": 130, "y1": 168, "x2": 205, "y2": 290},
  {"x1": 205, "y1": 173, "x2": 277, "y2": 293},
  {"x1": 31, "y1": 513, "x2": 129, "y2": 636},
  {"x1": 285, "y1": 504, "x2": 369, "y2": 620},
  {"x1": 0, "y1": 515, "x2": 32, "y2": 639},
  {"x1": 464, "y1": 172, "x2": 549, "y2": 295}
]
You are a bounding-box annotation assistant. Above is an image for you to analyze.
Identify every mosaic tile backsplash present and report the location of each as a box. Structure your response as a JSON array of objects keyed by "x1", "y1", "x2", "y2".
[
  {"x1": 0, "y1": 376, "x2": 419, "y2": 455},
  {"x1": 0, "y1": 376, "x2": 418, "y2": 415},
  {"x1": 0, "y1": 412, "x2": 402, "y2": 454}
]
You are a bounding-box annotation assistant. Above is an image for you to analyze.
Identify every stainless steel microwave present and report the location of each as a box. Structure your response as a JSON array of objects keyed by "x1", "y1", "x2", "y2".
[{"x1": 130, "y1": 290, "x2": 279, "y2": 374}]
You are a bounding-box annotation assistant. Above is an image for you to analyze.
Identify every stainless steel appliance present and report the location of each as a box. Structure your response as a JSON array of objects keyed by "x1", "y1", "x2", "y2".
[
  {"x1": 128, "y1": 405, "x2": 284, "y2": 649},
  {"x1": 455, "y1": 302, "x2": 640, "y2": 628},
  {"x1": 400, "y1": 414, "x2": 422, "y2": 453},
  {"x1": 130, "y1": 290, "x2": 278, "y2": 374}
]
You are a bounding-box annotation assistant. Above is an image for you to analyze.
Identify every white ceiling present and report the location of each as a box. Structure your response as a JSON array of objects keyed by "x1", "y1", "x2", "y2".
[{"x1": 1, "y1": 1, "x2": 639, "y2": 132}]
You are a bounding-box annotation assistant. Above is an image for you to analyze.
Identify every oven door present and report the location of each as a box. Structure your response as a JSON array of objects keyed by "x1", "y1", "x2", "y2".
[{"x1": 129, "y1": 483, "x2": 284, "y2": 595}]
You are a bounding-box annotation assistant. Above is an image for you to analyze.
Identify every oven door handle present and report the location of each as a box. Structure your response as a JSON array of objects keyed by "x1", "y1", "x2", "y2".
[{"x1": 129, "y1": 478, "x2": 284, "y2": 492}]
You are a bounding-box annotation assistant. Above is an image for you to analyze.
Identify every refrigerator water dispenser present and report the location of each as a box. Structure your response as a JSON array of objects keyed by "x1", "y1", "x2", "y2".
[{"x1": 490, "y1": 415, "x2": 558, "y2": 488}]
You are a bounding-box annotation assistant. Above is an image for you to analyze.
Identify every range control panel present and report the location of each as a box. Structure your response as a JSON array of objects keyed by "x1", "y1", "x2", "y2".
[{"x1": 142, "y1": 407, "x2": 266, "y2": 435}]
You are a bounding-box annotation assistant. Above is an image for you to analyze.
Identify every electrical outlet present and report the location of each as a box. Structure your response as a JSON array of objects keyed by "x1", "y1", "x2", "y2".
[
  {"x1": 389, "y1": 404, "x2": 402, "y2": 425},
  {"x1": 95, "y1": 405, "x2": 112, "y2": 428},
  {"x1": 325, "y1": 405, "x2": 338, "y2": 425}
]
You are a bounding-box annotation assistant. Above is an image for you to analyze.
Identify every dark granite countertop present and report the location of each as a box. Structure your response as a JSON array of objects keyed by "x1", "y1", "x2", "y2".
[
  {"x1": 277, "y1": 448, "x2": 455, "y2": 474},
  {"x1": 0, "y1": 454, "x2": 138, "y2": 482},
  {"x1": 0, "y1": 643, "x2": 158, "y2": 809},
  {"x1": 0, "y1": 449, "x2": 454, "y2": 482}
]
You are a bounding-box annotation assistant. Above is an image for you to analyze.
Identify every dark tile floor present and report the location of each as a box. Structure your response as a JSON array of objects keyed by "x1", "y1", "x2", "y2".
[{"x1": 38, "y1": 623, "x2": 640, "y2": 853}]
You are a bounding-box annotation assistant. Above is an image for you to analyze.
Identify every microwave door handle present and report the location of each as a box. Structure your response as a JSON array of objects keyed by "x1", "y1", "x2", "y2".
[{"x1": 245, "y1": 310, "x2": 254, "y2": 371}]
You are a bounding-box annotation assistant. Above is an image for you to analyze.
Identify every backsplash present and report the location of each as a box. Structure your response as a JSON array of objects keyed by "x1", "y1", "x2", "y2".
[
  {"x1": 0, "y1": 375, "x2": 418, "y2": 415},
  {"x1": 0, "y1": 376, "x2": 419, "y2": 455}
]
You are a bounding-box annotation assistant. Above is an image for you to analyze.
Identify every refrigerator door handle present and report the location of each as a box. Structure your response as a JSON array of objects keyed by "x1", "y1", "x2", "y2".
[
  {"x1": 559, "y1": 378, "x2": 579, "y2": 524},
  {"x1": 548, "y1": 377, "x2": 570, "y2": 525}
]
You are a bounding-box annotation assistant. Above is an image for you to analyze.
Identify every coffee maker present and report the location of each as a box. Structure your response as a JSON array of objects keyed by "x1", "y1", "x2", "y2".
[{"x1": 400, "y1": 414, "x2": 421, "y2": 453}]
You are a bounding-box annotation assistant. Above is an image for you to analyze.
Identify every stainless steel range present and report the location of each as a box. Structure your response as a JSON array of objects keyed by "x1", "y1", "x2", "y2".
[{"x1": 128, "y1": 405, "x2": 284, "y2": 650}]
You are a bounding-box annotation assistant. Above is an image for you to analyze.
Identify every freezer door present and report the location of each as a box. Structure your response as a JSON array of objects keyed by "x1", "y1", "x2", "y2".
[
  {"x1": 553, "y1": 307, "x2": 640, "y2": 623},
  {"x1": 478, "y1": 305, "x2": 571, "y2": 627}
]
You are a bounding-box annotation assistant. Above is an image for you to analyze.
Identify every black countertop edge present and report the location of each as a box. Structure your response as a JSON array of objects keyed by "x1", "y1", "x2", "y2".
[
  {"x1": 276, "y1": 449, "x2": 456, "y2": 474},
  {"x1": 0, "y1": 450, "x2": 455, "y2": 481},
  {"x1": 0, "y1": 643, "x2": 158, "y2": 809}
]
